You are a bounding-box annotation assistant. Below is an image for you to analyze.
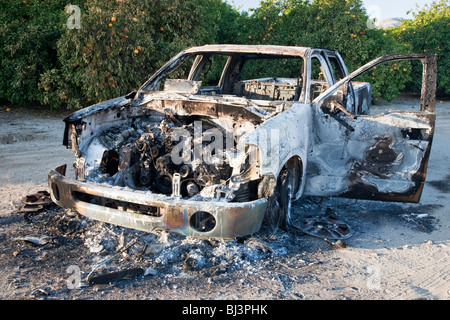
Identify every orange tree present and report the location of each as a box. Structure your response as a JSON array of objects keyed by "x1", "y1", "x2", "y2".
[
  {"x1": 390, "y1": 0, "x2": 450, "y2": 96},
  {"x1": 4, "y1": 0, "x2": 445, "y2": 110},
  {"x1": 0, "y1": 0, "x2": 69, "y2": 106},
  {"x1": 39, "y1": 0, "x2": 236, "y2": 109},
  {"x1": 236, "y1": 0, "x2": 378, "y2": 69},
  {"x1": 236, "y1": 0, "x2": 414, "y2": 101}
]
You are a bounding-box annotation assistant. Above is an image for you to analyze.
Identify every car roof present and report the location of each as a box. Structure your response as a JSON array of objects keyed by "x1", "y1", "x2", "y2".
[{"x1": 184, "y1": 44, "x2": 313, "y2": 57}]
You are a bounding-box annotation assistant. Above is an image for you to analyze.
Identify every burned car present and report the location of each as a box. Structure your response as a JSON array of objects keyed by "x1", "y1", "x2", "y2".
[{"x1": 48, "y1": 45, "x2": 437, "y2": 239}]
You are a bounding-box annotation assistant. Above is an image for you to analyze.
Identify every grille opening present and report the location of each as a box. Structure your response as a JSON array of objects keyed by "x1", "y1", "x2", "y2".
[
  {"x1": 190, "y1": 211, "x2": 216, "y2": 232},
  {"x1": 73, "y1": 191, "x2": 161, "y2": 217}
]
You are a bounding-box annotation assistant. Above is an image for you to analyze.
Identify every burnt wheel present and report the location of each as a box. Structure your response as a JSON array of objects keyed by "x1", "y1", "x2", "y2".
[{"x1": 265, "y1": 168, "x2": 295, "y2": 233}]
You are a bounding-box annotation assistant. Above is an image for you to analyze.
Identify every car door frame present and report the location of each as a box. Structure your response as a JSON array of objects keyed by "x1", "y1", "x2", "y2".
[
  {"x1": 307, "y1": 53, "x2": 437, "y2": 203},
  {"x1": 304, "y1": 49, "x2": 337, "y2": 103}
]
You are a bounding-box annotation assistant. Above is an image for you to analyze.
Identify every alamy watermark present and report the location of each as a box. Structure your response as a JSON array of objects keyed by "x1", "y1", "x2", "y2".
[
  {"x1": 169, "y1": 121, "x2": 281, "y2": 168},
  {"x1": 66, "y1": 4, "x2": 81, "y2": 29},
  {"x1": 66, "y1": 265, "x2": 82, "y2": 289},
  {"x1": 366, "y1": 5, "x2": 382, "y2": 29},
  {"x1": 366, "y1": 264, "x2": 381, "y2": 290}
]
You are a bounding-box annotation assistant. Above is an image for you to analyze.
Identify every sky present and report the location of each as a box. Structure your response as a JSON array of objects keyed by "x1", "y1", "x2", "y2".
[{"x1": 226, "y1": 0, "x2": 436, "y2": 20}]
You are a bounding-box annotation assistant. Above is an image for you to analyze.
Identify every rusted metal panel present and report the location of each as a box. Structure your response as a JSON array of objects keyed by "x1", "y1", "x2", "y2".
[
  {"x1": 48, "y1": 165, "x2": 267, "y2": 239},
  {"x1": 420, "y1": 54, "x2": 438, "y2": 112},
  {"x1": 308, "y1": 53, "x2": 437, "y2": 203},
  {"x1": 184, "y1": 44, "x2": 311, "y2": 57},
  {"x1": 340, "y1": 115, "x2": 435, "y2": 203}
]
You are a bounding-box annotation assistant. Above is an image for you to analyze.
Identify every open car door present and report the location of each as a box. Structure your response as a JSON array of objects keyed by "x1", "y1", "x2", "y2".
[{"x1": 308, "y1": 53, "x2": 437, "y2": 203}]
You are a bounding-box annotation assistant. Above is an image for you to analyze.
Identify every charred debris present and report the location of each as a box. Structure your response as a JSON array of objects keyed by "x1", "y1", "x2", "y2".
[{"x1": 65, "y1": 96, "x2": 283, "y2": 205}]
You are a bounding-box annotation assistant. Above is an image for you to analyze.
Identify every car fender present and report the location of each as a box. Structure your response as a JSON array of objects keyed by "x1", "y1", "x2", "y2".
[{"x1": 241, "y1": 103, "x2": 312, "y2": 197}]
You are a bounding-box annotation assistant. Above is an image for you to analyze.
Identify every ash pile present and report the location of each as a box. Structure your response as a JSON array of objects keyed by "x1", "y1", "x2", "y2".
[{"x1": 8, "y1": 203, "x2": 298, "y2": 292}]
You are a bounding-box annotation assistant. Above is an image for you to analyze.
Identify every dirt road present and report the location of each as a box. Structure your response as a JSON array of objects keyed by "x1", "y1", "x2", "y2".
[{"x1": 0, "y1": 97, "x2": 448, "y2": 301}]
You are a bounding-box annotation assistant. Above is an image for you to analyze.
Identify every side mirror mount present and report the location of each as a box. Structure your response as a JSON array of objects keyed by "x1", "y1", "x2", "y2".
[
  {"x1": 320, "y1": 89, "x2": 356, "y2": 132},
  {"x1": 322, "y1": 94, "x2": 357, "y2": 120},
  {"x1": 342, "y1": 80, "x2": 355, "y2": 114}
]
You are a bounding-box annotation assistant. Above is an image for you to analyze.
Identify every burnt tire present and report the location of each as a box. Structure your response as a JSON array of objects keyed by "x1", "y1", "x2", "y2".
[{"x1": 265, "y1": 168, "x2": 293, "y2": 233}]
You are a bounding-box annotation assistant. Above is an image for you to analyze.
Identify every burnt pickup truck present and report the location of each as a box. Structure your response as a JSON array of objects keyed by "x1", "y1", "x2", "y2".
[{"x1": 48, "y1": 45, "x2": 437, "y2": 239}]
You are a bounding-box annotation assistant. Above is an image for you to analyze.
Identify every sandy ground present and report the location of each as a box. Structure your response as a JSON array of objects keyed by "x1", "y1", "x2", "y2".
[{"x1": 0, "y1": 97, "x2": 449, "y2": 302}]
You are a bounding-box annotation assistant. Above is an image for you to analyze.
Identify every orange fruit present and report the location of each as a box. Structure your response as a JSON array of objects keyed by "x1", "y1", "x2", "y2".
[
  {"x1": 6, "y1": 107, "x2": 11, "y2": 112},
  {"x1": 111, "y1": 17, "x2": 116, "y2": 22},
  {"x1": 108, "y1": 23, "x2": 113, "y2": 27},
  {"x1": 134, "y1": 49, "x2": 139, "y2": 54},
  {"x1": 132, "y1": 17, "x2": 138, "y2": 22}
]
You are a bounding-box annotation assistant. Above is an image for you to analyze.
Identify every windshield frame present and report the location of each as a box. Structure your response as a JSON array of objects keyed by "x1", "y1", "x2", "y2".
[{"x1": 138, "y1": 50, "x2": 308, "y2": 103}]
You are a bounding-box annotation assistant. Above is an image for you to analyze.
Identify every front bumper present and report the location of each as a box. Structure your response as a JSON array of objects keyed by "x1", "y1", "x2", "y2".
[{"x1": 48, "y1": 165, "x2": 267, "y2": 239}]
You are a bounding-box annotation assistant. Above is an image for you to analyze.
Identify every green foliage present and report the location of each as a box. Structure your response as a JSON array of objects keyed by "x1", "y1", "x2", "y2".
[
  {"x1": 356, "y1": 27, "x2": 414, "y2": 101},
  {"x1": 236, "y1": 0, "x2": 372, "y2": 67},
  {"x1": 0, "y1": 0, "x2": 448, "y2": 109},
  {"x1": 390, "y1": 0, "x2": 450, "y2": 95},
  {"x1": 41, "y1": 0, "x2": 222, "y2": 109},
  {"x1": 0, "y1": 0, "x2": 68, "y2": 105},
  {"x1": 204, "y1": 0, "x2": 242, "y2": 44},
  {"x1": 235, "y1": 0, "x2": 415, "y2": 101}
]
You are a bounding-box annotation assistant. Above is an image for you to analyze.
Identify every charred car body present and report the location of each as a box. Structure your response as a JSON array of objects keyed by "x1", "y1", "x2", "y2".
[{"x1": 48, "y1": 45, "x2": 437, "y2": 239}]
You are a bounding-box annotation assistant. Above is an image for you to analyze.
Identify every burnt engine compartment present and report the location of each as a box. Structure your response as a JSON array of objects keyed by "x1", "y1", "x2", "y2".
[{"x1": 82, "y1": 111, "x2": 260, "y2": 202}]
